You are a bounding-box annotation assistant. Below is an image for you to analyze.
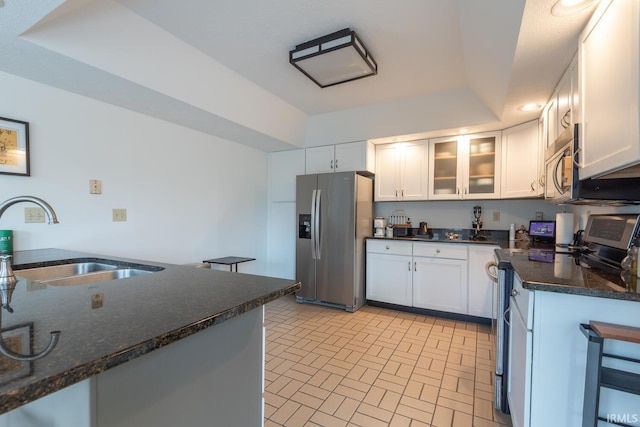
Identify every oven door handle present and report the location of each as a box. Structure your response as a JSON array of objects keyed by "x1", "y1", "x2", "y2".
[
  {"x1": 552, "y1": 153, "x2": 566, "y2": 195},
  {"x1": 485, "y1": 261, "x2": 498, "y2": 281},
  {"x1": 573, "y1": 146, "x2": 583, "y2": 168},
  {"x1": 503, "y1": 306, "x2": 511, "y2": 327}
]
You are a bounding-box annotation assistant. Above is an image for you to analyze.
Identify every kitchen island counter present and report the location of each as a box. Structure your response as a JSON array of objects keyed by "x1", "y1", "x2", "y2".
[
  {"x1": 0, "y1": 248, "x2": 300, "y2": 420},
  {"x1": 495, "y1": 248, "x2": 639, "y2": 302}
]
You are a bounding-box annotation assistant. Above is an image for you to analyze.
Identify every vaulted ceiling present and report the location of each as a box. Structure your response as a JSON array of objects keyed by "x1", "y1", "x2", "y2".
[{"x1": 0, "y1": 0, "x2": 596, "y2": 151}]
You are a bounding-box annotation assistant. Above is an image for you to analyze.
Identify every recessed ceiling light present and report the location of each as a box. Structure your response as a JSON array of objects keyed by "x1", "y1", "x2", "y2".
[
  {"x1": 518, "y1": 103, "x2": 542, "y2": 112},
  {"x1": 551, "y1": 0, "x2": 598, "y2": 16}
]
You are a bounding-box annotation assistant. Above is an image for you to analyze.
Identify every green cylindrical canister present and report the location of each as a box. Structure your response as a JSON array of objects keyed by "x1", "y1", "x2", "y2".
[{"x1": 0, "y1": 230, "x2": 13, "y2": 254}]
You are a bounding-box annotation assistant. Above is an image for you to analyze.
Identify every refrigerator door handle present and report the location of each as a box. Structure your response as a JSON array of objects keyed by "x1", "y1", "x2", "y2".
[
  {"x1": 315, "y1": 189, "x2": 322, "y2": 260},
  {"x1": 311, "y1": 189, "x2": 318, "y2": 259}
]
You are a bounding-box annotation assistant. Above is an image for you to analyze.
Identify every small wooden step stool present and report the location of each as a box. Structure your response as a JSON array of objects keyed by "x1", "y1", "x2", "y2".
[{"x1": 580, "y1": 321, "x2": 640, "y2": 427}]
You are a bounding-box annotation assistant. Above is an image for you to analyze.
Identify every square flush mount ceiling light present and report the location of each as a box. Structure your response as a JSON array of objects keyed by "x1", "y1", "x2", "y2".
[{"x1": 289, "y1": 28, "x2": 378, "y2": 88}]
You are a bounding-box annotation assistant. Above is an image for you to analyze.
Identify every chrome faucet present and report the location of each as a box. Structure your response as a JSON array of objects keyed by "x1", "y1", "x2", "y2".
[
  {"x1": 0, "y1": 196, "x2": 60, "y2": 312},
  {"x1": 0, "y1": 195, "x2": 59, "y2": 224},
  {"x1": 0, "y1": 196, "x2": 61, "y2": 362}
]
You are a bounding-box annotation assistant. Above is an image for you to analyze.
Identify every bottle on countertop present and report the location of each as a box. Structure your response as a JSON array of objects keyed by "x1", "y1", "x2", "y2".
[
  {"x1": 630, "y1": 236, "x2": 639, "y2": 278},
  {"x1": 509, "y1": 224, "x2": 515, "y2": 241},
  {"x1": 622, "y1": 236, "x2": 639, "y2": 277}
]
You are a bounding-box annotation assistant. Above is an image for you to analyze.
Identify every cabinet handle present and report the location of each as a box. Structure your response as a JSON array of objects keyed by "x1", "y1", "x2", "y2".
[
  {"x1": 414, "y1": 261, "x2": 417, "y2": 271},
  {"x1": 408, "y1": 261, "x2": 411, "y2": 271},
  {"x1": 330, "y1": 159, "x2": 334, "y2": 169},
  {"x1": 530, "y1": 180, "x2": 536, "y2": 192},
  {"x1": 464, "y1": 187, "x2": 468, "y2": 194},
  {"x1": 386, "y1": 245, "x2": 390, "y2": 250},
  {"x1": 456, "y1": 186, "x2": 460, "y2": 195},
  {"x1": 401, "y1": 188, "x2": 404, "y2": 197},
  {"x1": 335, "y1": 159, "x2": 339, "y2": 169},
  {"x1": 511, "y1": 289, "x2": 520, "y2": 297},
  {"x1": 436, "y1": 249, "x2": 441, "y2": 253},
  {"x1": 395, "y1": 189, "x2": 399, "y2": 198}
]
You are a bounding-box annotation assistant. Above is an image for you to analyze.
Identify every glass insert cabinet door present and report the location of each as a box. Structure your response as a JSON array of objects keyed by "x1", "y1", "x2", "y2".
[
  {"x1": 430, "y1": 133, "x2": 499, "y2": 199},
  {"x1": 432, "y1": 140, "x2": 459, "y2": 196},
  {"x1": 468, "y1": 136, "x2": 496, "y2": 195}
]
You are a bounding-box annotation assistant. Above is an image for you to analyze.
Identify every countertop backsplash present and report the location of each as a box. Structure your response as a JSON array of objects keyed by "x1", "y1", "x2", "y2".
[{"x1": 374, "y1": 199, "x2": 563, "y2": 232}]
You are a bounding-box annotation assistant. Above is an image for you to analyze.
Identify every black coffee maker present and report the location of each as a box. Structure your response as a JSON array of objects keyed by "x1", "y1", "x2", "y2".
[{"x1": 472, "y1": 206, "x2": 483, "y2": 231}]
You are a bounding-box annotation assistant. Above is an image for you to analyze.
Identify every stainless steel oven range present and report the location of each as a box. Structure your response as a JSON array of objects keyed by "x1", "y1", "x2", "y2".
[{"x1": 493, "y1": 214, "x2": 640, "y2": 414}]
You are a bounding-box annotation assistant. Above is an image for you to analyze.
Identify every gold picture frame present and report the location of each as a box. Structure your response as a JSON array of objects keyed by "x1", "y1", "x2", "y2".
[{"x1": 0, "y1": 116, "x2": 30, "y2": 176}]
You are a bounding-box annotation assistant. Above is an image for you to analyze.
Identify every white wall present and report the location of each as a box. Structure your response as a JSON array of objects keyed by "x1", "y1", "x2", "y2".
[{"x1": 0, "y1": 72, "x2": 268, "y2": 272}]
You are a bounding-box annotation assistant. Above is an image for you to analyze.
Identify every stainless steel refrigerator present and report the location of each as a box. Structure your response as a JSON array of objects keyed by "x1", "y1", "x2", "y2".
[{"x1": 295, "y1": 172, "x2": 373, "y2": 312}]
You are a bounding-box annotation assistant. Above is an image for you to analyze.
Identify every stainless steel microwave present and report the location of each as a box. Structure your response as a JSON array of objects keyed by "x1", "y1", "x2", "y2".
[{"x1": 544, "y1": 124, "x2": 640, "y2": 206}]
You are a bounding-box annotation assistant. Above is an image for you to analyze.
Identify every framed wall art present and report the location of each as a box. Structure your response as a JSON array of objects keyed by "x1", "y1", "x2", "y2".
[{"x1": 0, "y1": 116, "x2": 30, "y2": 176}]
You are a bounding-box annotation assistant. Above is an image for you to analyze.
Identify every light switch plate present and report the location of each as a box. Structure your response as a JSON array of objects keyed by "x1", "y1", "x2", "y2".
[
  {"x1": 112, "y1": 208, "x2": 127, "y2": 222},
  {"x1": 90, "y1": 179, "x2": 102, "y2": 194}
]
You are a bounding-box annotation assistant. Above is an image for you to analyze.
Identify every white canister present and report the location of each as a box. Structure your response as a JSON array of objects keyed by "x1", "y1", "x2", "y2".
[{"x1": 385, "y1": 226, "x2": 393, "y2": 238}]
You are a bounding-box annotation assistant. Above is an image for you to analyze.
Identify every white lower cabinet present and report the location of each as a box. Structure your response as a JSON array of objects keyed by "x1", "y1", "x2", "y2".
[
  {"x1": 366, "y1": 240, "x2": 413, "y2": 306},
  {"x1": 508, "y1": 273, "x2": 533, "y2": 427},
  {"x1": 467, "y1": 245, "x2": 499, "y2": 318},
  {"x1": 412, "y1": 244, "x2": 468, "y2": 314},
  {"x1": 367, "y1": 240, "x2": 492, "y2": 317},
  {"x1": 505, "y1": 274, "x2": 640, "y2": 426}
]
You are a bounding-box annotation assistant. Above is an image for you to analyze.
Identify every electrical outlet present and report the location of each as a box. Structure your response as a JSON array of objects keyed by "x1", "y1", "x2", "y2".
[
  {"x1": 90, "y1": 179, "x2": 102, "y2": 194},
  {"x1": 492, "y1": 211, "x2": 500, "y2": 221},
  {"x1": 25, "y1": 207, "x2": 46, "y2": 223},
  {"x1": 535, "y1": 211, "x2": 543, "y2": 220},
  {"x1": 112, "y1": 208, "x2": 127, "y2": 222}
]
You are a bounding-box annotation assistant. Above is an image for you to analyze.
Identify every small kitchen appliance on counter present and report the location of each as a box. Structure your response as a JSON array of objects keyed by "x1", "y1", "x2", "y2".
[
  {"x1": 373, "y1": 217, "x2": 386, "y2": 237},
  {"x1": 472, "y1": 206, "x2": 482, "y2": 232},
  {"x1": 418, "y1": 222, "x2": 428, "y2": 235}
]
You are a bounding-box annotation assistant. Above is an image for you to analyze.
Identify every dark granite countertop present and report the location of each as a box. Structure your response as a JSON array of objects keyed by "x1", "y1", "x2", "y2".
[
  {"x1": 367, "y1": 228, "x2": 509, "y2": 247},
  {"x1": 0, "y1": 249, "x2": 300, "y2": 415},
  {"x1": 495, "y1": 248, "x2": 639, "y2": 302}
]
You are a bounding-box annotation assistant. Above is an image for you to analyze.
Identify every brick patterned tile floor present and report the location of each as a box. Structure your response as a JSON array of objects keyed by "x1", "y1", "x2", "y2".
[{"x1": 264, "y1": 295, "x2": 513, "y2": 427}]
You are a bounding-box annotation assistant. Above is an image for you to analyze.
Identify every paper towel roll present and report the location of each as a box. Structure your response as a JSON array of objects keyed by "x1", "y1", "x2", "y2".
[{"x1": 556, "y1": 213, "x2": 574, "y2": 246}]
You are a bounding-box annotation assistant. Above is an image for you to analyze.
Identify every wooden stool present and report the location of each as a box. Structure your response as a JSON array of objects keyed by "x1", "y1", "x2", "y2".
[{"x1": 580, "y1": 321, "x2": 640, "y2": 427}]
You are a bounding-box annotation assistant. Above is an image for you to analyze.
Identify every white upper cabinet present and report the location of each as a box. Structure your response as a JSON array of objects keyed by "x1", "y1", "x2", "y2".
[
  {"x1": 305, "y1": 141, "x2": 375, "y2": 174},
  {"x1": 501, "y1": 120, "x2": 542, "y2": 198},
  {"x1": 428, "y1": 132, "x2": 501, "y2": 200},
  {"x1": 268, "y1": 150, "x2": 306, "y2": 202},
  {"x1": 374, "y1": 140, "x2": 429, "y2": 201},
  {"x1": 579, "y1": 0, "x2": 640, "y2": 178},
  {"x1": 544, "y1": 56, "x2": 577, "y2": 148},
  {"x1": 305, "y1": 145, "x2": 335, "y2": 174}
]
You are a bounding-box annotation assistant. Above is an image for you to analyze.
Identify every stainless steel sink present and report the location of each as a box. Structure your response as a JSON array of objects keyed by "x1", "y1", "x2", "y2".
[
  {"x1": 41, "y1": 268, "x2": 154, "y2": 286},
  {"x1": 15, "y1": 262, "x2": 119, "y2": 281},
  {"x1": 14, "y1": 260, "x2": 163, "y2": 286}
]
